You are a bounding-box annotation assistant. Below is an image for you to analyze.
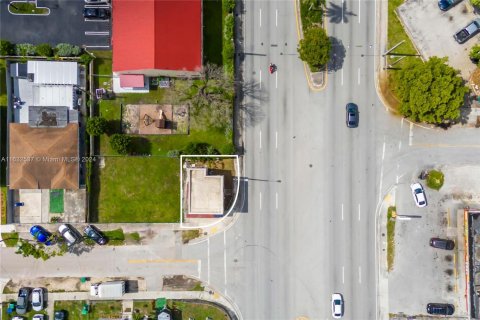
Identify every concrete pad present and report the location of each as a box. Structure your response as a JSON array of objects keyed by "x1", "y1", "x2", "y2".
[
  {"x1": 397, "y1": 0, "x2": 478, "y2": 79},
  {"x1": 188, "y1": 168, "x2": 224, "y2": 215},
  {"x1": 63, "y1": 189, "x2": 87, "y2": 223},
  {"x1": 17, "y1": 189, "x2": 42, "y2": 223}
]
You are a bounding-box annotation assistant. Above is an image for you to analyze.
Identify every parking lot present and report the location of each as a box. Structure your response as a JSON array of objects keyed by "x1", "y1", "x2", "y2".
[
  {"x1": 397, "y1": 0, "x2": 478, "y2": 79},
  {"x1": 0, "y1": 0, "x2": 111, "y2": 48},
  {"x1": 388, "y1": 166, "x2": 478, "y2": 317}
]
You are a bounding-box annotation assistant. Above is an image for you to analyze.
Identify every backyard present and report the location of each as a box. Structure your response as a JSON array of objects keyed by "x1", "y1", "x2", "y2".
[
  {"x1": 55, "y1": 300, "x2": 122, "y2": 320},
  {"x1": 133, "y1": 300, "x2": 229, "y2": 320}
]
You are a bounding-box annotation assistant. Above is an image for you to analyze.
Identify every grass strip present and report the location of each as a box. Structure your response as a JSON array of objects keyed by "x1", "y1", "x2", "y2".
[{"x1": 387, "y1": 206, "x2": 396, "y2": 272}]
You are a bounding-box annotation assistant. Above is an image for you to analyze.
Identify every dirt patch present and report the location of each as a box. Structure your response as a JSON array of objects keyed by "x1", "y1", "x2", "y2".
[
  {"x1": 379, "y1": 72, "x2": 401, "y2": 113},
  {"x1": 162, "y1": 275, "x2": 203, "y2": 291}
]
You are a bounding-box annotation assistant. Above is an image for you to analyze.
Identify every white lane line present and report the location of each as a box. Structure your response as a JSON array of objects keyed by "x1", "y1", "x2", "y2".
[
  {"x1": 85, "y1": 31, "x2": 109, "y2": 35},
  {"x1": 259, "y1": 192, "x2": 262, "y2": 210},
  {"x1": 259, "y1": 70, "x2": 262, "y2": 90},
  {"x1": 358, "y1": 0, "x2": 361, "y2": 24},
  {"x1": 275, "y1": 131, "x2": 278, "y2": 149},
  {"x1": 357, "y1": 68, "x2": 361, "y2": 85},
  {"x1": 342, "y1": 266, "x2": 345, "y2": 284},
  {"x1": 275, "y1": 9, "x2": 278, "y2": 26},
  {"x1": 358, "y1": 204, "x2": 361, "y2": 221},
  {"x1": 341, "y1": 68, "x2": 344, "y2": 86},
  {"x1": 396, "y1": 174, "x2": 399, "y2": 184},
  {"x1": 198, "y1": 260, "x2": 202, "y2": 279},
  {"x1": 398, "y1": 140, "x2": 402, "y2": 151},
  {"x1": 275, "y1": 192, "x2": 278, "y2": 209},
  {"x1": 223, "y1": 231, "x2": 228, "y2": 295},
  {"x1": 275, "y1": 71, "x2": 278, "y2": 88},
  {"x1": 409, "y1": 123, "x2": 413, "y2": 146},
  {"x1": 378, "y1": 136, "x2": 386, "y2": 203},
  {"x1": 207, "y1": 237, "x2": 211, "y2": 284},
  {"x1": 259, "y1": 8, "x2": 262, "y2": 27},
  {"x1": 341, "y1": 203, "x2": 344, "y2": 221},
  {"x1": 401, "y1": 117, "x2": 404, "y2": 129},
  {"x1": 341, "y1": 0, "x2": 344, "y2": 24},
  {"x1": 259, "y1": 130, "x2": 262, "y2": 149},
  {"x1": 381, "y1": 141, "x2": 386, "y2": 161},
  {"x1": 358, "y1": 266, "x2": 362, "y2": 283}
]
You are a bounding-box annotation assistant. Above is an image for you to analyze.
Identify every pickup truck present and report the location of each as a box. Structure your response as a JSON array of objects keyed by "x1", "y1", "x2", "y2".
[{"x1": 454, "y1": 19, "x2": 480, "y2": 44}]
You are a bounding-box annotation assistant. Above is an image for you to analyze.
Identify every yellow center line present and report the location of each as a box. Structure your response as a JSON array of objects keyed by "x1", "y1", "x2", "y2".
[{"x1": 128, "y1": 259, "x2": 198, "y2": 264}]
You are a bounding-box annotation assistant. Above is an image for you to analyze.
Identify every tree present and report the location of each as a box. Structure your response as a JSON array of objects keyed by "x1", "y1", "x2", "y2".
[
  {"x1": 110, "y1": 134, "x2": 131, "y2": 155},
  {"x1": 0, "y1": 40, "x2": 15, "y2": 56},
  {"x1": 470, "y1": 44, "x2": 480, "y2": 63},
  {"x1": 395, "y1": 57, "x2": 469, "y2": 124},
  {"x1": 472, "y1": 0, "x2": 480, "y2": 6},
  {"x1": 86, "y1": 117, "x2": 107, "y2": 136},
  {"x1": 35, "y1": 43, "x2": 53, "y2": 57},
  {"x1": 80, "y1": 52, "x2": 93, "y2": 65},
  {"x1": 15, "y1": 239, "x2": 66, "y2": 261},
  {"x1": 15, "y1": 43, "x2": 36, "y2": 56},
  {"x1": 184, "y1": 142, "x2": 219, "y2": 155},
  {"x1": 297, "y1": 27, "x2": 331, "y2": 69},
  {"x1": 55, "y1": 43, "x2": 82, "y2": 57}
]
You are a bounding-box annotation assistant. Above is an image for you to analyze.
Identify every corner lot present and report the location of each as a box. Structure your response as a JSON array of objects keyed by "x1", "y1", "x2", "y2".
[{"x1": 397, "y1": 0, "x2": 478, "y2": 79}]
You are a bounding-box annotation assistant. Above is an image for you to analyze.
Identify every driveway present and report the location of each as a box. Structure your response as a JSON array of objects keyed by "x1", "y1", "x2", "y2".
[
  {"x1": 397, "y1": 0, "x2": 478, "y2": 79},
  {"x1": 0, "y1": 0, "x2": 110, "y2": 48}
]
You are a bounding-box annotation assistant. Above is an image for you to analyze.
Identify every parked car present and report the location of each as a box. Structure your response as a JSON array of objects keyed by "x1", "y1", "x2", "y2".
[
  {"x1": 32, "y1": 315, "x2": 45, "y2": 320},
  {"x1": 427, "y1": 303, "x2": 454, "y2": 315},
  {"x1": 346, "y1": 103, "x2": 359, "y2": 128},
  {"x1": 438, "y1": 0, "x2": 462, "y2": 10},
  {"x1": 12, "y1": 317, "x2": 24, "y2": 320},
  {"x1": 331, "y1": 293, "x2": 344, "y2": 318},
  {"x1": 16, "y1": 288, "x2": 29, "y2": 315},
  {"x1": 430, "y1": 237, "x2": 455, "y2": 250},
  {"x1": 83, "y1": 8, "x2": 110, "y2": 19},
  {"x1": 454, "y1": 19, "x2": 480, "y2": 44},
  {"x1": 410, "y1": 183, "x2": 427, "y2": 207},
  {"x1": 30, "y1": 225, "x2": 55, "y2": 246},
  {"x1": 85, "y1": 0, "x2": 109, "y2": 3},
  {"x1": 58, "y1": 224, "x2": 82, "y2": 246},
  {"x1": 54, "y1": 310, "x2": 66, "y2": 320},
  {"x1": 84, "y1": 225, "x2": 108, "y2": 245},
  {"x1": 31, "y1": 288, "x2": 44, "y2": 311}
]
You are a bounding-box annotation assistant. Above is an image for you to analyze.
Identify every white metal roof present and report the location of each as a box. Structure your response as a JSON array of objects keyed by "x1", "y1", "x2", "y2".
[{"x1": 27, "y1": 61, "x2": 78, "y2": 85}]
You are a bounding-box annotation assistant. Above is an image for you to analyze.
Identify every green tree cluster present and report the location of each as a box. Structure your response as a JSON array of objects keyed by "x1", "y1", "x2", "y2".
[
  {"x1": 55, "y1": 43, "x2": 82, "y2": 57},
  {"x1": 35, "y1": 43, "x2": 53, "y2": 57},
  {"x1": 110, "y1": 134, "x2": 132, "y2": 155},
  {"x1": 395, "y1": 57, "x2": 469, "y2": 124},
  {"x1": 297, "y1": 27, "x2": 331, "y2": 70},
  {"x1": 472, "y1": 0, "x2": 480, "y2": 7},
  {"x1": 86, "y1": 117, "x2": 107, "y2": 136},
  {"x1": 470, "y1": 44, "x2": 480, "y2": 63},
  {"x1": 15, "y1": 43, "x2": 36, "y2": 56},
  {"x1": 0, "y1": 40, "x2": 14, "y2": 56}
]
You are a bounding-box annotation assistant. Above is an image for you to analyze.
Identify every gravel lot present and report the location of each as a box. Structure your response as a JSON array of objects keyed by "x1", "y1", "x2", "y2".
[{"x1": 397, "y1": 0, "x2": 478, "y2": 79}]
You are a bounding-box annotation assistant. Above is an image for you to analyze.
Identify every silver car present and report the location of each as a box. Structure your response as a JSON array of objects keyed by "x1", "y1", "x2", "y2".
[
  {"x1": 58, "y1": 224, "x2": 82, "y2": 246},
  {"x1": 32, "y1": 288, "x2": 44, "y2": 311}
]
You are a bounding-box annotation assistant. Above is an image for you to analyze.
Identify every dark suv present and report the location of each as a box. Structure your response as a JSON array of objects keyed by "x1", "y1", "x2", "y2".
[
  {"x1": 346, "y1": 103, "x2": 359, "y2": 128},
  {"x1": 427, "y1": 303, "x2": 454, "y2": 315},
  {"x1": 83, "y1": 8, "x2": 110, "y2": 19},
  {"x1": 430, "y1": 237, "x2": 455, "y2": 250},
  {"x1": 16, "y1": 287, "x2": 30, "y2": 314}
]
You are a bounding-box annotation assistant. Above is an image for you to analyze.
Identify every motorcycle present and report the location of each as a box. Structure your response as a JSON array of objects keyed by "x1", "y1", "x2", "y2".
[{"x1": 269, "y1": 63, "x2": 276, "y2": 74}]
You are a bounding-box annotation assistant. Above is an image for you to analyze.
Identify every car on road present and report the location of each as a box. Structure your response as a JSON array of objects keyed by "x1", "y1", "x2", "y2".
[
  {"x1": 427, "y1": 303, "x2": 455, "y2": 315},
  {"x1": 84, "y1": 225, "x2": 107, "y2": 245},
  {"x1": 83, "y1": 8, "x2": 110, "y2": 19},
  {"x1": 346, "y1": 103, "x2": 359, "y2": 128},
  {"x1": 410, "y1": 183, "x2": 427, "y2": 207},
  {"x1": 331, "y1": 293, "x2": 344, "y2": 318},
  {"x1": 32, "y1": 315, "x2": 45, "y2": 320},
  {"x1": 54, "y1": 310, "x2": 66, "y2": 320},
  {"x1": 430, "y1": 237, "x2": 455, "y2": 250},
  {"x1": 438, "y1": 0, "x2": 462, "y2": 11},
  {"x1": 30, "y1": 225, "x2": 55, "y2": 246},
  {"x1": 31, "y1": 288, "x2": 44, "y2": 311},
  {"x1": 16, "y1": 288, "x2": 29, "y2": 314},
  {"x1": 58, "y1": 224, "x2": 82, "y2": 246},
  {"x1": 454, "y1": 19, "x2": 480, "y2": 44}
]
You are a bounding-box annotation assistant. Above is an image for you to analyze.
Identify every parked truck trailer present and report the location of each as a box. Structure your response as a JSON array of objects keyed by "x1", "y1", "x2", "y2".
[{"x1": 90, "y1": 281, "x2": 125, "y2": 298}]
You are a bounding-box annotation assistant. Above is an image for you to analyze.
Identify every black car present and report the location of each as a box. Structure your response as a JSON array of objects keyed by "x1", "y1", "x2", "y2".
[
  {"x1": 54, "y1": 310, "x2": 66, "y2": 320},
  {"x1": 454, "y1": 19, "x2": 480, "y2": 44},
  {"x1": 438, "y1": 0, "x2": 462, "y2": 11},
  {"x1": 16, "y1": 287, "x2": 30, "y2": 315},
  {"x1": 84, "y1": 225, "x2": 108, "y2": 245},
  {"x1": 430, "y1": 237, "x2": 455, "y2": 250},
  {"x1": 427, "y1": 303, "x2": 454, "y2": 315},
  {"x1": 83, "y1": 8, "x2": 110, "y2": 19},
  {"x1": 346, "y1": 103, "x2": 359, "y2": 128}
]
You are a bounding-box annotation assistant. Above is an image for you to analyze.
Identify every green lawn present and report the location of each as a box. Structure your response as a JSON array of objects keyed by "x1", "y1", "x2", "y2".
[
  {"x1": 203, "y1": 0, "x2": 223, "y2": 65},
  {"x1": 9, "y1": 2, "x2": 48, "y2": 14},
  {"x1": 133, "y1": 300, "x2": 229, "y2": 320},
  {"x1": 92, "y1": 50, "x2": 113, "y2": 92},
  {"x1": 2, "y1": 302, "x2": 48, "y2": 319},
  {"x1": 55, "y1": 300, "x2": 122, "y2": 320},
  {"x1": 300, "y1": 0, "x2": 323, "y2": 30},
  {"x1": 387, "y1": 206, "x2": 396, "y2": 272},
  {"x1": 1, "y1": 232, "x2": 18, "y2": 247},
  {"x1": 103, "y1": 228, "x2": 125, "y2": 245}
]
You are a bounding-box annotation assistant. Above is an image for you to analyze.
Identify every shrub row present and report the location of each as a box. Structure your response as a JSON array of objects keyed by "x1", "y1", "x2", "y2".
[
  {"x1": 222, "y1": 0, "x2": 235, "y2": 75},
  {"x1": 0, "y1": 39, "x2": 84, "y2": 58}
]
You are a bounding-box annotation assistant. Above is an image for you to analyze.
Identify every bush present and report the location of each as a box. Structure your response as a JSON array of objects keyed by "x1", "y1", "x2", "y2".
[
  {"x1": 167, "y1": 150, "x2": 181, "y2": 158},
  {"x1": 184, "y1": 142, "x2": 219, "y2": 155},
  {"x1": 80, "y1": 53, "x2": 93, "y2": 65},
  {"x1": 0, "y1": 40, "x2": 15, "y2": 56},
  {"x1": 224, "y1": 14, "x2": 235, "y2": 41},
  {"x1": 15, "y1": 43, "x2": 36, "y2": 56},
  {"x1": 470, "y1": 44, "x2": 480, "y2": 63},
  {"x1": 55, "y1": 43, "x2": 82, "y2": 57},
  {"x1": 35, "y1": 43, "x2": 53, "y2": 57},
  {"x1": 297, "y1": 27, "x2": 331, "y2": 70},
  {"x1": 109, "y1": 134, "x2": 131, "y2": 155},
  {"x1": 86, "y1": 117, "x2": 107, "y2": 136},
  {"x1": 472, "y1": 0, "x2": 480, "y2": 6},
  {"x1": 426, "y1": 170, "x2": 444, "y2": 190},
  {"x1": 224, "y1": 0, "x2": 235, "y2": 12}
]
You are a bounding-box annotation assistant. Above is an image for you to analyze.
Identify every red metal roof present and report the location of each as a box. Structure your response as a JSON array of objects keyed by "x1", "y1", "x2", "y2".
[
  {"x1": 112, "y1": 0, "x2": 202, "y2": 73},
  {"x1": 119, "y1": 74, "x2": 144, "y2": 88}
]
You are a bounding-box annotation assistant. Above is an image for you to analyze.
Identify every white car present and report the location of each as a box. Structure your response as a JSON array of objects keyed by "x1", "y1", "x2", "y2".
[
  {"x1": 410, "y1": 183, "x2": 427, "y2": 207},
  {"x1": 331, "y1": 293, "x2": 344, "y2": 318},
  {"x1": 32, "y1": 288, "x2": 44, "y2": 311},
  {"x1": 58, "y1": 224, "x2": 81, "y2": 246},
  {"x1": 32, "y1": 315, "x2": 44, "y2": 320}
]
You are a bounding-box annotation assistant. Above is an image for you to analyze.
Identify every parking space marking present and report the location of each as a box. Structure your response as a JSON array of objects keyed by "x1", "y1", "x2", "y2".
[
  {"x1": 85, "y1": 31, "x2": 109, "y2": 35},
  {"x1": 85, "y1": 45, "x2": 110, "y2": 48}
]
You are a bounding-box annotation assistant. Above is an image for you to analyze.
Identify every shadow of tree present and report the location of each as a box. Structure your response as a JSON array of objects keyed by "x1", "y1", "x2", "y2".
[
  {"x1": 129, "y1": 136, "x2": 152, "y2": 155},
  {"x1": 325, "y1": 1, "x2": 357, "y2": 24},
  {"x1": 327, "y1": 37, "x2": 346, "y2": 73},
  {"x1": 240, "y1": 103, "x2": 266, "y2": 127},
  {"x1": 69, "y1": 243, "x2": 93, "y2": 256}
]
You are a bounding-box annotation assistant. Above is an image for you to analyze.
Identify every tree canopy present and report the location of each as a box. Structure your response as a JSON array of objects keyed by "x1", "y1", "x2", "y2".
[
  {"x1": 86, "y1": 117, "x2": 107, "y2": 136},
  {"x1": 395, "y1": 57, "x2": 468, "y2": 124},
  {"x1": 297, "y1": 27, "x2": 331, "y2": 70}
]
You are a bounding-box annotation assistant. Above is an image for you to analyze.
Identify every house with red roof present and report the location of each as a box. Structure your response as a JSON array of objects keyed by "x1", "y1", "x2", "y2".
[{"x1": 112, "y1": 0, "x2": 203, "y2": 91}]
